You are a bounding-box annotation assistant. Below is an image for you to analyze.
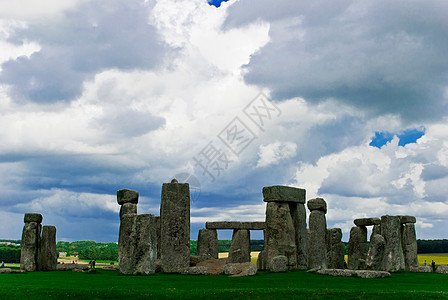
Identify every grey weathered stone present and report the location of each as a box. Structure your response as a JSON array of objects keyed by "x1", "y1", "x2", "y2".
[
  {"x1": 24, "y1": 213, "x2": 43, "y2": 224},
  {"x1": 263, "y1": 185, "x2": 306, "y2": 203},
  {"x1": 257, "y1": 250, "x2": 267, "y2": 271},
  {"x1": 223, "y1": 262, "x2": 257, "y2": 277},
  {"x1": 381, "y1": 215, "x2": 405, "y2": 272},
  {"x1": 56, "y1": 264, "x2": 89, "y2": 271},
  {"x1": 197, "y1": 229, "x2": 218, "y2": 260},
  {"x1": 402, "y1": 223, "x2": 418, "y2": 270},
  {"x1": 117, "y1": 189, "x2": 139, "y2": 205},
  {"x1": 347, "y1": 226, "x2": 368, "y2": 270},
  {"x1": 265, "y1": 202, "x2": 297, "y2": 270},
  {"x1": 118, "y1": 214, "x2": 137, "y2": 274},
  {"x1": 38, "y1": 225, "x2": 57, "y2": 271},
  {"x1": 307, "y1": 199, "x2": 327, "y2": 270},
  {"x1": 0, "y1": 268, "x2": 25, "y2": 273},
  {"x1": 190, "y1": 255, "x2": 207, "y2": 266},
  {"x1": 307, "y1": 198, "x2": 327, "y2": 213},
  {"x1": 326, "y1": 228, "x2": 345, "y2": 269},
  {"x1": 371, "y1": 224, "x2": 381, "y2": 237},
  {"x1": 399, "y1": 215, "x2": 416, "y2": 224},
  {"x1": 228, "y1": 229, "x2": 251, "y2": 263},
  {"x1": 160, "y1": 180, "x2": 190, "y2": 273},
  {"x1": 290, "y1": 202, "x2": 307, "y2": 269},
  {"x1": 119, "y1": 203, "x2": 137, "y2": 219},
  {"x1": 435, "y1": 265, "x2": 448, "y2": 274},
  {"x1": 270, "y1": 255, "x2": 288, "y2": 273},
  {"x1": 154, "y1": 216, "x2": 161, "y2": 259},
  {"x1": 410, "y1": 266, "x2": 432, "y2": 273},
  {"x1": 102, "y1": 265, "x2": 120, "y2": 271},
  {"x1": 196, "y1": 258, "x2": 228, "y2": 275},
  {"x1": 182, "y1": 266, "x2": 208, "y2": 275},
  {"x1": 317, "y1": 269, "x2": 390, "y2": 278},
  {"x1": 205, "y1": 221, "x2": 265, "y2": 230},
  {"x1": 366, "y1": 233, "x2": 385, "y2": 270},
  {"x1": 134, "y1": 214, "x2": 158, "y2": 275},
  {"x1": 20, "y1": 221, "x2": 41, "y2": 271},
  {"x1": 354, "y1": 218, "x2": 380, "y2": 227}
]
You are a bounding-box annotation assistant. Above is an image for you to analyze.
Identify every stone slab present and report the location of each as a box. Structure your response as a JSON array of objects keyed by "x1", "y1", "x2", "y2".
[
  {"x1": 24, "y1": 213, "x2": 43, "y2": 224},
  {"x1": 117, "y1": 189, "x2": 139, "y2": 205},
  {"x1": 205, "y1": 221, "x2": 265, "y2": 230},
  {"x1": 399, "y1": 215, "x2": 416, "y2": 224},
  {"x1": 307, "y1": 198, "x2": 327, "y2": 213},
  {"x1": 354, "y1": 218, "x2": 380, "y2": 226},
  {"x1": 317, "y1": 269, "x2": 390, "y2": 278},
  {"x1": 38, "y1": 225, "x2": 57, "y2": 271},
  {"x1": 262, "y1": 185, "x2": 306, "y2": 203}
]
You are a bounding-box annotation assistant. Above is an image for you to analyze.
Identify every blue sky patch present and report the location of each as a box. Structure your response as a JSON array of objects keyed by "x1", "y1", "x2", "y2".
[
  {"x1": 370, "y1": 127, "x2": 425, "y2": 148},
  {"x1": 208, "y1": 0, "x2": 229, "y2": 8}
]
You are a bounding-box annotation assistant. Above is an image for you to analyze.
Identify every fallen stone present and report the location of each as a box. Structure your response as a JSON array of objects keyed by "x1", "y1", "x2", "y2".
[
  {"x1": 317, "y1": 269, "x2": 390, "y2": 278},
  {"x1": 72, "y1": 269, "x2": 84, "y2": 273},
  {"x1": 263, "y1": 185, "x2": 306, "y2": 203},
  {"x1": 102, "y1": 265, "x2": 120, "y2": 271},
  {"x1": 24, "y1": 213, "x2": 43, "y2": 224},
  {"x1": 228, "y1": 229, "x2": 251, "y2": 263},
  {"x1": 381, "y1": 215, "x2": 405, "y2": 272},
  {"x1": 205, "y1": 221, "x2": 265, "y2": 230},
  {"x1": 307, "y1": 198, "x2": 327, "y2": 213},
  {"x1": 38, "y1": 225, "x2": 57, "y2": 271},
  {"x1": 117, "y1": 189, "x2": 139, "y2": 205},
  {"x1": 0, "y1": 268, "x2": 25, "y2": 273},
  {"x1": 160, "y1": 180, "x2": 190, "y2": 273},
  {"x1": 182, "y1": 266, "x2": 208, "y2": 275},
  {"x1": 119, "y1": 203, "x2": 137, "y2": 219},
  {"x1": 196, "y1": 258, "x2": 228, "y2": 275},
  {"x1": 197, "y1": 229, "x2": 218, "y2": 259},
  {"x1": 399, "y1": 215, "x2": 416, "y2": 224},
  {"x1": 436, "y1": 265, "x2": 448, "y2": 274},
  {"x1": 56, "y1": 264, "x2": 89, "y2": 271},
  {"x1": 366, "y1": 234, "x2": 385, "y2": 270},
  {"x1": 355, "y1": 270, "x2": 391, "y2": 278},
  {"x1": 410, "y1": 266, "x2": 432, "y2": 273},
  {"x1": 270, "y1": 256, "x2": 288, "y2": 273},
  {"x1": 190, "y1": 255, "x2": 205, "y2": 266},
  {"x1": 223, "y1": 262, "x2": 257, "y2": 277},
  {"x1": 347, "y1": 226, "x2": 368, "y2": 270},
  {"x1": 354, "y1": 218, "x2": 380, "y2": 227}
]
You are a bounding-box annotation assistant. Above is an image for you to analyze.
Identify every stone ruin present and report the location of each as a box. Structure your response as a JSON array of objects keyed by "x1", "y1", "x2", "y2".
[
  {"x1": 20, "y1": 213, "x2": 57, "y2": 271},
  {"x1": 116, "y1": 181, "x2": 420, "y2": 276}
]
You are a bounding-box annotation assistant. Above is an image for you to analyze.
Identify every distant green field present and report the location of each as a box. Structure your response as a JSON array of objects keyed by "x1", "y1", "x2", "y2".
[{"x1": 1, "y1": 268, "x2": 447, "y2": 299}]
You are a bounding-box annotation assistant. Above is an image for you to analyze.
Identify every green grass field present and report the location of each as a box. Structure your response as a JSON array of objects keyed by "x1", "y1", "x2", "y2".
[{"x1": 1, "y1": 268, "x2": 447, "y2": 299}]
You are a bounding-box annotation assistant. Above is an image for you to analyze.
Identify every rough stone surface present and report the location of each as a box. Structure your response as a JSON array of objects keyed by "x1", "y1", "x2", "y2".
[
  {"x1": 56, "y1": 264, "x2": 89, "y2": 271},
  {"x1": 436, "y1": 265, "x2": 448, "y2": 274},
  {"x1": 270, "y1": 255, "x2": 288, "y2": 273},
  {"x1": 257, "y1": 250, "x2": 267, "y2": 271},
  {"x1": 347, "y1": 226, "x2": 368, "y2": 270},
  {"x1": 118, "y1": 214, "x2": 137, "y2": 274},
  {"x1": 290, "y1": 202, "x2": 307, "y2": 269},
  {"x1": 381, "y1": 215, "x2": 405, "y2": 272},
  {"x1": 265, "y1": 202, "x2": 297, "y2": 270},
  {"x1": 0, "y1": 268, "x2": 25, "y2": 273},
  {"x1": 228, "y1": 229, "x2": 251, "y2": 263},
  {"x1": 205, "y1": 221, "x2": 265, "y2": 230},
  {"x1": 190, "y1": 255, "x2": 206, "y2": 266},
  {"x1": 307, "y1": 198, "x2": 327, "y2": 213},
  {"x1": 399, "y1": 215, "x2": 416, "y2": 224},
  {"x1": 371, "y1": 224, "x2": 381, "y2": 237},
  {"x1": 317, "y1": 269, "x2": 390, "y2": 278},
  {"x1": 160, "y1": 181, "x2": 190, "y2": 273},
  {"x1": 223, "y1": 262, "x2": 257, "y2": 277},
  {"x1": 197, "y1": 229, "x2": 218, "y2": 259},
  {"x1": 117, "y1": 189, "x2": 139, "y2": 205},
  {"x1": 354, "y1": 218, "x2": 380, "y2": 227},
  {"x1": 119, "y1": 203, "x2": 137, "y2": 219},
  {"x1": 326, "y1": 228, "x2": 345, "y2": 269},
  {"x1": 307, "y1": 207, "x2": 327, "y2": 270},
  {"x1": 366, "y1": 234, "x2": 385, "y2": 270},
  {"x1": 38, "y1": 225, "x2": 57, "y2": 271},
  {"x1": 102, "y1": 265, "x2": 120, "y2": 271},
  {"x1": 154, "y1": 216, "x2": 161, "y2": 259},
  {"x1": 402, "y1": 223, "x2": 419, "y2": 270},
  {"x1": 262, "y1": 185, "x2": 306, "y2": 203},
  {"x1": 182, "y1": 266, "x2": 208, "y2": 275},
  {"x1": 20, "y1": 221, "x2": 40, "y2": 271},
  {"x1": 24, "y1": 213, "x2": 43, "y2": 224},
  {"x1": 410, "y1": 266, "x2": 432, "y2": 273},
  {"x1": 196, "y1": 258, "x2": 228, "y2": 275}
]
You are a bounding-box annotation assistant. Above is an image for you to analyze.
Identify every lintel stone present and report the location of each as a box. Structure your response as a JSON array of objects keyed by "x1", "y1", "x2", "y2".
[
  {"x1": 354, "y1": 218, "x2": 380, "y2": 226},
  {"x1": 117, "y1": 189, "x2": 139, "y2": 205},
  {"x1": 262, "y1": 185, "x2": 306, "y2": 203},
  {"x1": 24, "y1": 213, "x2": 43, "y2": 223},
  {"x1": 399, "y1": 215, "x2": 416, "y2": 224}
]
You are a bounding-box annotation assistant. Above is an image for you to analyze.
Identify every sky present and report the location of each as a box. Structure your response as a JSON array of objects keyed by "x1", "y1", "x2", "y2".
[{"x1": 0, "y1": 0, "x2": 447, "y2": 242}]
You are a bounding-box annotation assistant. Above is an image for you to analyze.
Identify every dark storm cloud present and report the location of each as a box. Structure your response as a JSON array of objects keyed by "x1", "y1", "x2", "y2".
[{"x1": 0, "y1": 0, "x2": 170, "y2": 103}]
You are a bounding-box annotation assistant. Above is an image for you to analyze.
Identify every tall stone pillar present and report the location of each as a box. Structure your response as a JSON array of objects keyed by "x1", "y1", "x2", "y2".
[
  {"x1": 347, "y1": 226, "x2": 367, "y2": 270},
  {"x1": 197, "y1": 228, "x2": 218, "y2": 259},
  {"x1": 381, "y1": 215, "x2": 405, "y2": 272},
  {"x1": 400, "y1": 216, "x2": 418, "y2": 271},
  {"x1": 117, "y1": 189, "x2": 138, "y2": 220},
  {"x1": 160, "y1": 179, "x2": 190, "y2": 273},
  {"x1": 307, "y1": 198, "x2": 327, "y2": 270},
  {"x1": 326, "y1": 228, "x2": 345, "y2": 269},
  {"x1": 228, "y1": 229, "x2": 251, "y2": 263},
  {"x1": 39, "y1": 225, "x2": 57, "y2": 271},
  {"x1": 263, "y1": 185, "x2": 306, "y2": 270},
  {"x1": 20, "y1": 213, "x2": 43, "y2": 271}
]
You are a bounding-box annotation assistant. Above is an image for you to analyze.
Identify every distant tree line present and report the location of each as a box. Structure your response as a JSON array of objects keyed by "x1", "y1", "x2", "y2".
[
  {"x1": 0, "y1": 244, "x2": 21, "y2": 263},
  {"x1": 417, "y1": 239, "x2": 448, "y2": 253},
  {"x1": 57, "y1": 241, "x2": 118, "y2": 261}
]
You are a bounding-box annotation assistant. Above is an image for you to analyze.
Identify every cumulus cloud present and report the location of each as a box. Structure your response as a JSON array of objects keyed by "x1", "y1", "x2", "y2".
[{"x1": 256, "y1": 142, "x2": 297, "y2": 167}]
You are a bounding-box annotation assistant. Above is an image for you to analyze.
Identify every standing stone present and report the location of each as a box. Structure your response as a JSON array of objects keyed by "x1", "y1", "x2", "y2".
[
  {"x1": 20, "y1": 213, "x2": 43, "y2": 272},
  {"x1": 326, "y1": 228, "x2": 345, "y2": 269},
  {"x1": 381, "y1": 215, "x2": 405, "y2": 272},
  {"x1": 160, "y1": 179, "x2": 190, "y2": 273},
  {"x1": 257, "y1": 250, "x2": 267, "y2": 270},
  {"x1": 197, "y1": 229, "x2": 218, "y2": 259},
  {"x1": 366, "y1": 234, "x2": 385, "y2": 270},
  {"x1": 38, "y1": 226, "x2": 57, "y2": 271},
  {"x1": 228, "y1": 229, "x2": 251, "y2": 263},
  {"x1": 371, "y1": 224, "x2": 381, "y2": 238},
  {"x1": 402, "y1": 223, "x2": 418, "y2": 270},
  {"x1": 307, "y1": 198, "x2": 327, "y2": 270},
  {"x1": 265, "y1": 202, "x2": 297, "y2": 269},
  {"x1": 118, "y1": 214, "x2": 137, "y2": 274},
  {"x1": 133, "y1": 214, "x2": 158, "y2": 275},
  {"x1": 347, "y1": 226, "x2": 368, "y2": 270},
  {"x1": 154, "y1": 216, "x2": 161, "y2": 259},
  {"x1": 290, "y1": 202, "x2": 308, "y2": 269},
  {"x1": 120, "y1": 203, "x2": 137, "y2": 220}
]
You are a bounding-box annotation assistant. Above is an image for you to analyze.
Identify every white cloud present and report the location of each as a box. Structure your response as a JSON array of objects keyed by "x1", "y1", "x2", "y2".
[{"x1": 256, "y1": 142, "x2": 297, "y2": 168}]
